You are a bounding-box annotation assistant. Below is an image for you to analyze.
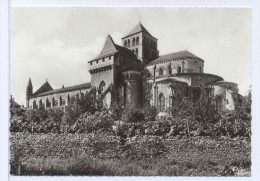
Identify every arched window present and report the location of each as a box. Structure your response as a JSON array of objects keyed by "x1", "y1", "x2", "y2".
[
  {"x1": 145, "y1": 70, "x2": 152, "y2": 78},
  {"x1": 136, "y1": 37, "x2": 139, "y2": 45},
  {"x1": 59, "y1": 96, "x2": 62, "y2": 106},
  {"x1": 168, "y1": 65, "x2": 172, "y2": 74},
  {"x1": 132, "y1": 38, "x2": 135, "y2": 46},
  {"x1": 52, "y1": 97, "x2": 55, "y2": 107},
  {"x1": 124, "y1": 40, "x2": 127, "y2": 47},
  {"x1": 33, "y1": 100, "x2": 37, "y2": 109},
  {"x1": 67, "y1": 94, "x2": 70, "y2": 104},
  {"x1": 127, "y1": 39, "x2": 130, "y2": 47},
  {"x1": 135, "y1": 48, "x2": 138, "y2": 56},
  {"x1": 159, "y1": 68, "x2": 164, "y2": 76},
  {"x1": 123, "y1": 83, "x2": 127, "y2": 106},
  {"x1": 46, "y1": 98, "x2": 50, "y2": 108},
  {"x1": 177, "y1": 66, "x2": 182, "y2": 73},
  {"x1": 99, "y1": 81, "x2": 106, "y2": 93},
  {"x1": 158, "y1": 93, "x2": 165, "y2": 111},
  {"x1": 192, "y1": 87, "x2": 201, "y2": 101},
  {"x1": 39, "y1": 99, "x2": 43, "y2": 109},
  {"x1": 216, "y1": 95, "x2": 223, "y2": 111}
]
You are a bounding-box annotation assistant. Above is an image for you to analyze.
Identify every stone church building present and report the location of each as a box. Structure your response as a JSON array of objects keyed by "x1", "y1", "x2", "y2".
[{"x1": 26, "y1": 22, "x2": 239, "y2": 112}]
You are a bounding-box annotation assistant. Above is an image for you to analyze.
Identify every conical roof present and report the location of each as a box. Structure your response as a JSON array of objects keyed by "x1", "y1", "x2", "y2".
[
  {"x1": 27, "y1": 78, "x2": 32, "y2": 88},
  {"x1": 122, "y1": 22, "x2": 153, "y2": 38},
  {"x1": 33, "y1": 80, "x2": 53, "y2": 95}
]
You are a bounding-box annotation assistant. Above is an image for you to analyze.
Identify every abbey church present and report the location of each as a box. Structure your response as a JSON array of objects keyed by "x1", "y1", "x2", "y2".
[{"x1": 26, "y1": 22, "x2": 239, "y2": 112}]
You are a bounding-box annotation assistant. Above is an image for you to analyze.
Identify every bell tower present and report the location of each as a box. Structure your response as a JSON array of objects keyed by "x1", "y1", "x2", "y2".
[
  {"x1": 121, "y1": 22, "x2": 159, "y2": 65},
  {"x1": 26, "y1": 77, "x2": 33, "y2": 108}
]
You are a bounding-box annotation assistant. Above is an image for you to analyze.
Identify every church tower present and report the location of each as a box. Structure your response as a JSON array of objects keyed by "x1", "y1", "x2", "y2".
[
  {"x1": 121, "y1": 22, "x2": 159, "y2": 64},
  {"x1": 26, "y1": 78, "x2": 33, "y2": 108}
]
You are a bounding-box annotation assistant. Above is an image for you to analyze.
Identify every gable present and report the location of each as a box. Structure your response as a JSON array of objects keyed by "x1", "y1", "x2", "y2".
[{"x1": 100, "y1": 35, "x2": 117, "y2": 55}]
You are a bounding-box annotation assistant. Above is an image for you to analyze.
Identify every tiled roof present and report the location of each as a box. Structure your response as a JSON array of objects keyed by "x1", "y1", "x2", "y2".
[
  {"x1": 89, "y1": 35, "x2": 137, "y2": 62},
  {"x1": 36, "y1": 82, "x2": 92, "y2": 97},
  {"x1": 33, "y1": 81, "x2": 53, "y2": 96},
  {"x1": 114, "y1": 44, "x2": 137, "y2": 59},
  {"x1": 10, "y1": 99, "x2": 21, "y2": 108},
  {"x1": 100, "y1": 35, "x2": 117, "y2": 56},
  {"x1": 122, "y1": 22, "x2": 153, "y2": 38},
  {"x1": 148, "y1": 50, "x2": 204, "y2": 65}
]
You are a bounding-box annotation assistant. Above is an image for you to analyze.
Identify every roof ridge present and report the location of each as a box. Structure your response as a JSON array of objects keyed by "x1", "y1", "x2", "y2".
[
  {"x1": 122, "y1": 22, "x2": 153, "y2": 38},
  {"x1": 147, "y1": 50, "x2": 203, "y2": 65},
  {"x1": 33, "y1": 81, "x2": 53, "y2": 95}
]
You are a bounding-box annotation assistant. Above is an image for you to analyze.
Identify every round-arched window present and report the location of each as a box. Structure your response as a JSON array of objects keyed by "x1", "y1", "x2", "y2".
[
  {"x1": 132, "y1": 38, "x2": 136, "y2": 46},
  {"x1": 99, "y1": 81, "x2": 106, "y2": 93},
  {"x1": 159, "y1": 93, "x2": 165, "y2": 111},
  {"x1": 168, "y1": 65, "x2": 172, "y2": 74},
  {"x1": 192, "y1": 87, "x2": 201, "y2": 101},
  {"x1": 216, "y1": 95, "x2": 223, "y2": 111},
  {"x1": 177, "y1": 66, "x2": 182, "y2": 73},
  {"x1": 159, "y1": 68, "x2": 164, "y2": 76}
]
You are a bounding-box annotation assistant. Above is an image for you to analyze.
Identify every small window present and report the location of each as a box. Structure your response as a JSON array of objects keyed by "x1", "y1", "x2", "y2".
[
  {"x1": 90, "y1": 62, "x2": 93, "y2": 65},
  {"x1": 132, "y1": 38, "x2": 136, "y2": 46},
  {"x1": 136, "y1": 37, "x2": 139, "y2": 45},
  {"x1": 128, "y1": 39, "x2": 130, "y2": 47},
  {"x1": 102, "y1": 58, "x2": 105, "y2": 62},
  {"x1": 96, "y1": 60, "x2": 99, "y2": 64},
  {"x1": 159, "y1": 68, "x2": 164, "y2": 76},
  {"x1": 177, "y1": 66, "x2": 182, "y2": 73},
  {"x1": 109, "y1": 56, "x2": 111, "y2": 60},
  {"x1": 227, "y1": 99, "x2": 229, "y2": 104},
  {"x1": 135, "y1": 48, "x2": 138, "y2": 56},
  {"x1": 168, "y1": 65, "x2": 172, "y2": 74}
]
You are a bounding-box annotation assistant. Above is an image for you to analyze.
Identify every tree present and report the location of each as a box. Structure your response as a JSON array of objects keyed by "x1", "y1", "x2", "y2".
[
  {"x1": 193, "y1": 92, "x2": 220, "y2": 130},
  {"x1": 61, "y1": 94, "x2": 96, "y2": 133},
  {"x1": 167, "y1": 96, "x2": 195, "y2": 137}
]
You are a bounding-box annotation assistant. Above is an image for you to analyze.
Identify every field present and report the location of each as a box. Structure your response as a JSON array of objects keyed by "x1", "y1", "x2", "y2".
[{"x1": 10, "y1": 133, "x2": 251, "y2": 176}]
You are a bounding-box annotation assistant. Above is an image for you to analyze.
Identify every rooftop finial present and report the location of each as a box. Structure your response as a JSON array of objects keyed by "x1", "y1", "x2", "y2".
[
  {"x1": 138, "y1": 13, "x2": 141, "y2": 23},
  {"x1": 46, "y1": 78, "x2": 48, "y2": 82}
]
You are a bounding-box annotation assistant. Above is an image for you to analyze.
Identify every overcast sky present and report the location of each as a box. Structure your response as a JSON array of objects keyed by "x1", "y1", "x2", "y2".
[{"x1": 10, "y1": 7, "x2": 251, "y2": 105}]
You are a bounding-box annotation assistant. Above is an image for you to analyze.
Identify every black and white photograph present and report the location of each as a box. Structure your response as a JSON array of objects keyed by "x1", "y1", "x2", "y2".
[{"x1": 1, "y1": 2, "x2": 258, "y2": 179}]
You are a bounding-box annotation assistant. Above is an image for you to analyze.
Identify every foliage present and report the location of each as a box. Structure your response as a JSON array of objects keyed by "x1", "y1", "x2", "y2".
[
  {"x1": 123, "y1": 107, "x2": 145, "y2": 125},
  {"x1": 61, "y1": 95, "x2": 96, "y2": 132},
  {"x1": 143, "y1": 106, "x2": 158, "y2": 122},
  {"x1": 10, "y1": 133, "x2": 251, "y2": 176}
]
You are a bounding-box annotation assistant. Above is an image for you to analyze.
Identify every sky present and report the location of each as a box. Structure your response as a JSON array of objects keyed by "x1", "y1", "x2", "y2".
[{"x1": 10, "y1": 7, "x2": 251, "y2": 105}]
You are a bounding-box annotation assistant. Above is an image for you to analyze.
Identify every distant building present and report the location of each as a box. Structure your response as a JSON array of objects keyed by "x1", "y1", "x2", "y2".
[
  {"x1": 10, "y1": 95, "x2": 21, "y2": 108},
  {"x1": 26, "y1": 22, "x2": 239, "y2": 112}
]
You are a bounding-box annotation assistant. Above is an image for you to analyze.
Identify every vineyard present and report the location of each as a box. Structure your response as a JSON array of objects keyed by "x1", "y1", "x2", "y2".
[
  {"x1": 10, "y1": 132, "x2": 251, "y2": 176},
  {"x1": 9, "y1": 90, "x2": 251, "y2": 175}
]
